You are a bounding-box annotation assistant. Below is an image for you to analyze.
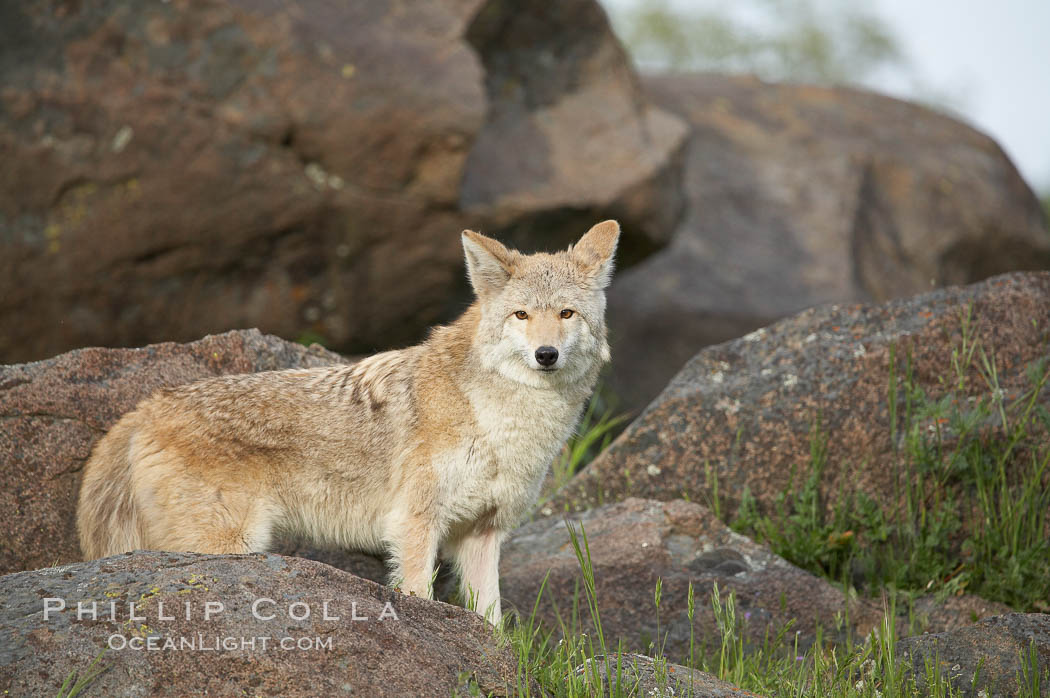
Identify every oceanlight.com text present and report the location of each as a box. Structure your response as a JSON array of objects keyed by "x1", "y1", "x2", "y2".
[{"x1": 106, "y1": 634, "x2": 334, "y2": 651}]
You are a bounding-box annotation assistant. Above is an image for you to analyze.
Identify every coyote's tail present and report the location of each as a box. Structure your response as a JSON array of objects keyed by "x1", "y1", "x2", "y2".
[{"x1": 77, "y1": 415, "x2": 149, "y2": 560}]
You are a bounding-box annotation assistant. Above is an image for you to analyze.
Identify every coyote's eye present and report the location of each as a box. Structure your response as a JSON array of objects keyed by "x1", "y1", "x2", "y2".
[
  {"x1": 559, "y1": 309, "x2": 574, "y2": 319},
  {"x1": 514, "y1": 310, "x2": 529, "y2": 320}
]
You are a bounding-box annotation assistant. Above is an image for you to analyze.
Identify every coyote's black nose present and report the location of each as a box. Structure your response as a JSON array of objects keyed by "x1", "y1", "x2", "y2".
[{"x1": 535, "y1": 346, "x2": 559, "y2": 367}]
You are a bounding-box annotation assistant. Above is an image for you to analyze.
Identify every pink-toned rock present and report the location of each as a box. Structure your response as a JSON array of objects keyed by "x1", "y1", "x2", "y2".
[
  {"x1": 909, "y1": 594, "x2": 1014, "y2": 635},
  {"x1": 553, "y1": 272, "x2": 1050, "y2": 525},
  {"x1": 0, "y1": 552, "x2": 527, "y2": 696}
]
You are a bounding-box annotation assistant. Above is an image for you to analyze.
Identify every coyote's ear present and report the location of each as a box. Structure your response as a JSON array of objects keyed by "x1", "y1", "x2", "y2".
[
  {"x1": 462, "y1": 230, "x2": 516, "y2": 296},
  {"x1": 572, "y1": 220, "x2": 620, "y2": 289}
]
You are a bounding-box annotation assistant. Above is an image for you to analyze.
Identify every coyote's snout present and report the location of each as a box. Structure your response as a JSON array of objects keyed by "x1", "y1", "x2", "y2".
[
  {"x1": 535, "y1": 345, "x2": 559, "y2": 368},
  {"x1": 77, "y1": 220, "x2": 620, "y2": 624}
]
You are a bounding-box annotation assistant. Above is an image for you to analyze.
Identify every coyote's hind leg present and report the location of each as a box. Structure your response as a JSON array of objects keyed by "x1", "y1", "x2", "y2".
[{"x1": 137, "y1": 457, "x2": 279, "y2": 555}]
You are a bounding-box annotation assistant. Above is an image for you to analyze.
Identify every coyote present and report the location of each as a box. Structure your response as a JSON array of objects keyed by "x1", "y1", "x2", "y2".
[{"x1": 77, "y1": 220, "x2": 619, "y2": 623}]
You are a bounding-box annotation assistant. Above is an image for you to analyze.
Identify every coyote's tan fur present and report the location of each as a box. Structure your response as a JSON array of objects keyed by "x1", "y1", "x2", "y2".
[{"x1": 77, "y1": 221, "x2": 620, "y2": 623}]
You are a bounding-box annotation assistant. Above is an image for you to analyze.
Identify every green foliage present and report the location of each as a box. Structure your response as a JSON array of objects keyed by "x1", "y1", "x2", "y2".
[
  {"x1": 729, "y1": 308, "x2": 1050, "y2": 611},
  {"x1": 504, "y1": 522, "x2": 636, "y2": 697},
  {"x1": 1019, "y1": 640, "x2": 1050, "y2": 698},
  {"x1": 294, "y1": 330, "x2": 330, "y2": 348},
  {"x1": 608, "y1": 0, "x2": 905, "y2": 84},
  {"x1": 731, "y1": 424, "x2": 890, "y2": 589}
]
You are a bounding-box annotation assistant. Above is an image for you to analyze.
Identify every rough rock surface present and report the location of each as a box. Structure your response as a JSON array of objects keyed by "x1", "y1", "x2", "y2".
[
  {"x1": 909, "y1": 594, "x2": 1014, "y2": 636},
  {"x1": 576, "y1": 654, "x2": 757, "y2": 697},
  {"x1": 552, "y1": 272, "x2": 1050, "y2": 520},
  {"x1": 0, "y1": 551, "x2": 526, "y2": 697},
  {"x1": 0, "y1": 329, "x2": 347, "y2": 574},
  {"x1": 607, "y1": 74, "x2": 1050, "y2": 410},
  {"x1": 0, "y1": 0, "x2": 686, "y2": 364},
  {"x1": 501, "y1": 498, "x2": 883, "y2": 660},
  {"x1": 898, "y1": 613, "x2": 1050, "y2": 697}
]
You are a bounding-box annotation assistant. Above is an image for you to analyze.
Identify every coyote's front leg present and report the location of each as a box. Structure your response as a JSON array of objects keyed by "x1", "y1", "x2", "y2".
[
  {"x1": 387, "y1": 513, "x2": 440, "y2": 599},
  {"x1": 449, "y1": 527, "x2": 504, "y2": 624}
]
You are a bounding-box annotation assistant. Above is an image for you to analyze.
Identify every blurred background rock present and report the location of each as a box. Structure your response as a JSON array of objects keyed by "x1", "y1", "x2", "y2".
[
  {"x1": 1, "y1": 0, "x2": 1047, "y2": 414},
  {"x1": 600, "y1": 0, "x2": 1050, "y2": 409}
]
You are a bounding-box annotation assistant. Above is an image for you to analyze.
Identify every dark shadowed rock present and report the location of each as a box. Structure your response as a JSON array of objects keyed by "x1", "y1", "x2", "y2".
[
  {"x1": 460, "y1": 1, "x2": 687, "y2": 260},
  {"x1": 273, "y1": 540, "x2": 390, "y2": 589},
  {"x1": 501, "y1": 498, "x2": 883, "y2": 661},
  {"x1": 607, "y1": 74, "x2": 1050, "y2": 411},
  {"x1": 0, "y1": 329, "x2": 347, "y2": 574},
  {"x1": 0, "y1": 0, "x2": 685, "y2": 364},
  {"x1": 552, "y1": 272, "x2": 1050, "y2": 522},
  {"x1": 0, "y1": 551, "x2": 527, "y2": 697},
  {"x1": 575, "y1": 654, "x2": 757, "y2": 697},
  {"x1": 897, "y1": 613, "x2": 1050, "y2": 697}
]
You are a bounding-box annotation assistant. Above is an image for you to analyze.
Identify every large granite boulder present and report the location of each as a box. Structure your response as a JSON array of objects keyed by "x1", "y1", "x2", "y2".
[
  {"x1": 552, "y1": 272, "x2": 1050, "y2": 521},
  {"x1": 606, "y1": 74, "x2": 1050, "y2": 410},
  {"x1": 0, "y1": 551, "x2": 527, "y2": 696},
  {"x1": 0, "y1": 0, "x2": 686, "y2": 364},
  {"x1": 0, "y1": 329, "x2": 347, "y2": 574}
]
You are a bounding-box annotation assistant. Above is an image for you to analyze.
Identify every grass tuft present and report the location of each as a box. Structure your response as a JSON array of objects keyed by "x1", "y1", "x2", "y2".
[
  {"x1": 729, "y1": 308, "x2": 1050, "y2": 611},
  {"x1": 549, "y1": 399, "x2": 630, "y2": 497},
  {"x1": 56, "y1": 651, "x2": 107, "y2": 698}
]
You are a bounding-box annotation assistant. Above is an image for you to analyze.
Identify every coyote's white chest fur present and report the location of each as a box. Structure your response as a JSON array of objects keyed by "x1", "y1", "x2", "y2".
[
  {"x1": 441, "y1": 380, "x2": 582, "y2": 529},
  {"x1": 77, "y1": 221, "x2": 621, "y2": 624}
]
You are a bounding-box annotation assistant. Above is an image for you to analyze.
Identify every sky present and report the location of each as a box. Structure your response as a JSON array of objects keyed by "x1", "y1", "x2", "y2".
[
  {"x1": 601, "y1": 0, "x2": 1050, "y2": 193},
  {"x1": 869, "y1": 0, "x2": 1050, "y2": 192}
]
